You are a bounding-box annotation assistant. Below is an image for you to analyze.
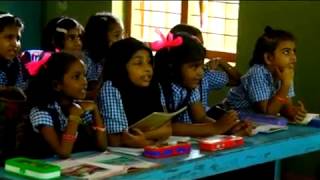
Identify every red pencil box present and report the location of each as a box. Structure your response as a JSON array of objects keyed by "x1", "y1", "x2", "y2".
[
  {"x1": 199, "y1": 135, "x2": 244, "y2": 151},
  {"x1": 143, "y1": 142, "x2": 191, "y2": 158}
]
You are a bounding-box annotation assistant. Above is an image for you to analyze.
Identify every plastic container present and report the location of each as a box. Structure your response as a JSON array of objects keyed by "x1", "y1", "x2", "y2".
[
  {"x1": 143, "y1": 142, "x2": 191, "y2": 158},
  {"x1": 199, "y1": 135, "x2": 244, "y2": 151},
  {"x1": 5, "y1": 157, "x2": 61, "y2": 179}
]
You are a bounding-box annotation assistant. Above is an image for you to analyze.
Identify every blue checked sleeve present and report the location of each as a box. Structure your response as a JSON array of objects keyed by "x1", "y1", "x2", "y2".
[
  {"x1": 204, "y1": 70, "x2": 229, "y2": 91},
  {"x1": 189, "y1": 87, "x2": 201, "y2": 104},
  {"x1": 288, "y1": 83, "x2": 295, "y2": 98},
  {"x1": 244, "y1": 69, "x2": 273, "y2": 103},
  {"x1": 0, "y1": 72, "x2": 7, "y2": 87},
  {"x1": 29, "y1": 107, "x2": 54, "y2": 133},
  {"x1": 82, "y1": 111, "x2": 93, "y2": 124},
  {"x1": 98, "y1": 81, "x2": 128, "y2": 134}
]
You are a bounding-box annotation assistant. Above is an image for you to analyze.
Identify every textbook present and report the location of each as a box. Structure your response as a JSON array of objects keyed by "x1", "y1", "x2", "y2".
[
  {"x1": 251, "y1": 122, "x2": 288, "y2": 135},
  {"x1": 130, "y1": 106, "x2": 187, "y2": 131},
  {"x1": 108, "y1": 147, "x2": 144, "y2": 156},
  {"x1": 290, "y1": 113, "x2": 319, "y2": 125},
  {"x1": 53, "y1": 152, "x2": 159, "y2": 179}
]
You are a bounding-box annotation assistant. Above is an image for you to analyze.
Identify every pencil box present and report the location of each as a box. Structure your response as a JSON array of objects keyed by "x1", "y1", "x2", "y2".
[
  {"x1": 239, "y1": 112, "x2": 288, "y2": 126},
  {"x1": 5, "y1": 157, "x2": 61, "y2": 179},
  {"x1": 199, "y1": 135, "x2": 244, "y2": 152},
  {"x1": 143, "y1": 142, "x2": 191, "y2": 158}
]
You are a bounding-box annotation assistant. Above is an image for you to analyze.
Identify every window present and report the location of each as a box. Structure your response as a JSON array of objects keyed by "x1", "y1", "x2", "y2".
[{"x1": 121, "y1": 0, "x2": 239, "y2": 62}]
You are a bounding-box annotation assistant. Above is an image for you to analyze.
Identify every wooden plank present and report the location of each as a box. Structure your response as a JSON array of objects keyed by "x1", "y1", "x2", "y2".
[
  {"x1": 180, "y1": 1, "x2": 188, "y2": 24},
  {"x1": 110, "y1": 126, "x2": 320, "y2": 180},
  {"x1": 206, "y1": 50, "x2": 236, "y2": 62}
]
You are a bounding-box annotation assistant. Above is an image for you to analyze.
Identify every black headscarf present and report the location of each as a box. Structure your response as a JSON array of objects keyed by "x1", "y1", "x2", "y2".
[{"x1": 104, "y1": 38, "x2": 163, "y2": 125}]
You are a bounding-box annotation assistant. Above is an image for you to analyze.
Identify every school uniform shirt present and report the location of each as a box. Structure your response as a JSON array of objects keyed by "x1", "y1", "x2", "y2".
[
  {"x1": 0, "y1": 58, "x2": 28, "y2": 90},
  {"x1": 29, "y1": 101, "x2": 92, "y2": 133},
  {"x1": 200, "y1": 70, "x2": 229, "y2": 111},
  {"x1": 83, "y1": 52, "x2": 104, "y2": 81},
  {"x1": 98, "y1": 81, "x2": 166, "y2": 134},
  {"x1": 225, "y1": 64, "x2": 295, "y2": 112},
  {"x1": 161, "y1": 83, "x2": 201, "y2": 124}
]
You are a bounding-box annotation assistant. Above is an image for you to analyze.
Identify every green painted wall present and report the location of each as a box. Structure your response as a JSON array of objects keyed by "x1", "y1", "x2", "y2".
[
  {"x1": 237, "y1": 1, "x2": 320, "y2": 177},
  {"x1": 210, "y1": 1, "x2": 320, "y2": 113},
  {"x1": 0, "y1": 1, "x2": 42, "y2": 50},
  {"x1": 42, "y1": 1, "x2": 111, "y2": 29},
  {"x1": 237, "y1": 1, "x2": 320, "y2": 113}
]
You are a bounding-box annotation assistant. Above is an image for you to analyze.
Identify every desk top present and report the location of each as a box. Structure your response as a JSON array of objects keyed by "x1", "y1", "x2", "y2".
[
  {"x1": 2, "y1": 125, "x2": 320, "y2": 180},
  {"x1": 110, "y1": 125, "x2": 320, "y2": 180}
]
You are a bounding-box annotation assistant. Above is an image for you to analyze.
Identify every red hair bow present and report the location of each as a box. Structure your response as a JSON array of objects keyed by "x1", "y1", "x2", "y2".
[
  {"x1": 25, "y1": 52, "x2": 52, "y2": 76},
  {"x1": 150, "y1": 29, "x2": 183, "y2": 51}
]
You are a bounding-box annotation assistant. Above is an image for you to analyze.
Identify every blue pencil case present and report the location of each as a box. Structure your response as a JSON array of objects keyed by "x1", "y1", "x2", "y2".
[{"x1": 239, "y1": 112, "x2": 288, "y2": 126}]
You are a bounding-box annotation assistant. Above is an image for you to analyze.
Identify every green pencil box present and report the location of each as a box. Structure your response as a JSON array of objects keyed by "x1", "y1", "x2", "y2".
[{"x1": 5, "y1": 157, "x2": 61, "y2": 179}]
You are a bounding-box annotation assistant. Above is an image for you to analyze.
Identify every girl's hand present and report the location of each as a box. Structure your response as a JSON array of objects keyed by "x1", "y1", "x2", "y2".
[
  {"x1": 69, "y1": 102, "x2": 85, "y2": 117},
  {"x1": 216, "y1": 110, "x2": 240, "y2": 133},
  {"x1": 293, "y1": 101, "x2": 307, "y2": 122},
  {"x1": 75, "y1": 100, "x2": 98, "y2": 112},
  {"x1": 205, "y1": 58, "x2": 221, "y2": 70},
  {"x1": 229, "y1": 120, "x2": 254, "y2": 137},
  {"x1": 275, "y1": 67, "x2": 294, "y2": 86},
  {"x1": 122, "y1": 129, "x2": 152, "y2": 147}
]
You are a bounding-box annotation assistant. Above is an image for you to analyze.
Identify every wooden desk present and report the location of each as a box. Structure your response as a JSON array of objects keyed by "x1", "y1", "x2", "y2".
[
  {"x1": 110, "y1": 125, "x2": 320, "y2": 180},
  {"x1": 2, "y1": 125, "x2": 320, "y2": 179}
]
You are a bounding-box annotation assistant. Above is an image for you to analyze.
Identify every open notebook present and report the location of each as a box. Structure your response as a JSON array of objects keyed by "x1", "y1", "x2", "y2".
[
  {"x1": 130, "y1": 106, "x2": 187, "y2": 131},
  {"x1": 53, "y1": 151, "x2": 159, "y2": 179}
]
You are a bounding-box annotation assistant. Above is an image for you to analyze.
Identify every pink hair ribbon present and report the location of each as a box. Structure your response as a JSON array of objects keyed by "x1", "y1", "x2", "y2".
[
  {"x1": 25, "y1": 52, "x2": 52, "y2": 76},
  {"x1": 150, "y1": 29, "x2": 183, "y2": 51}
]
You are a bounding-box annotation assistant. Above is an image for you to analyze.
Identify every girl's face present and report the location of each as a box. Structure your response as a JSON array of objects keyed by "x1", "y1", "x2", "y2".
[
  {"x1": 126, "y1": 49, "x2": 153, "y2": 87},
  {"x1": 265, "y1": 40, "x2": 296, "y2": 71},
  {"x1": 107, "y1": 23, "x2": 123, "y2": 47},
  {"x1": 56, "y1": 59, "x2": 88, "y2": 99},
  {"x1": 63, "y1": 27, "x2": 83, "y2": 52},
  {"x1": 0, "y1": 25, "x2": 21, "y2": 61},
  {"x1": 180, "y1": 60, "x2": 204, "y2": 89}
]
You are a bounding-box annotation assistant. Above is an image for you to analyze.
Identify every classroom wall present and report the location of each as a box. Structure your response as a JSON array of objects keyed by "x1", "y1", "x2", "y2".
[
  {"x1": 42, "y1": 1, "x2": 111, "y2": 28},
  {"x1": 237, "y1": 1, "x2": 320, "y2": 113},
  {"x1": 236, "y1": 1, "x2": 320, "y2": 177}
]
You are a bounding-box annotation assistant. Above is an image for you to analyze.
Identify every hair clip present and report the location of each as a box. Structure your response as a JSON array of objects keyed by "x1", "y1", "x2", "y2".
[
  {"x1": 56, "y1": 27, "x2": 68, "y2": 34},
  {"x1": 25, "y1": 52, "x2": 52, "y2": 76},
  {"x1": 0, "y1": 13, "x2": 13, "y2": 19},
  {"x1": 150, "y1": 29, "x2": 183, "y2": 51}
]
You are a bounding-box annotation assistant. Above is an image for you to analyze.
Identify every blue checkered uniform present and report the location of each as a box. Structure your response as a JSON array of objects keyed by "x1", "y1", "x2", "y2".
[
  {"x1": 83, "y1": 52, "x2": 104, "y2": 81},
  {"x1": 30, "y1": 101, "x2": 93, "y2": 133},
  {"x1": 0, "y1": 59, "x2": 28, "y2": 90},
  {"x1": 161, "y1": 83, "x2": 201, "y2": 124},
  {"x1": 98, "y1": 81, "x2": 167, "y2": 134},
  {"x1": 200, "y1": 70, "x2": 229, "y2": 111},
  {"x1": 225, "y1": 64, "x2": 295, "y2": 112},
  {"x1": 98, "y1": 81, "x2": 128, "y2": 134}
]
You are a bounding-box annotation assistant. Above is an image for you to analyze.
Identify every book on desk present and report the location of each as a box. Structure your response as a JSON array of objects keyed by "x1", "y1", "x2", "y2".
[
  {"x1": 53, "y1": 151, "x2": 159, "y2": 179},
  {"x1": 238, "y1": 112, "x2": 288, "y2": 134}
]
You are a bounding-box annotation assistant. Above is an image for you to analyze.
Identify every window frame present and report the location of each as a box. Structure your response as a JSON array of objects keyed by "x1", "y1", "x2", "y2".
[{"x1": 123, "y1": 1, "x2": 236, "y2": 62}]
